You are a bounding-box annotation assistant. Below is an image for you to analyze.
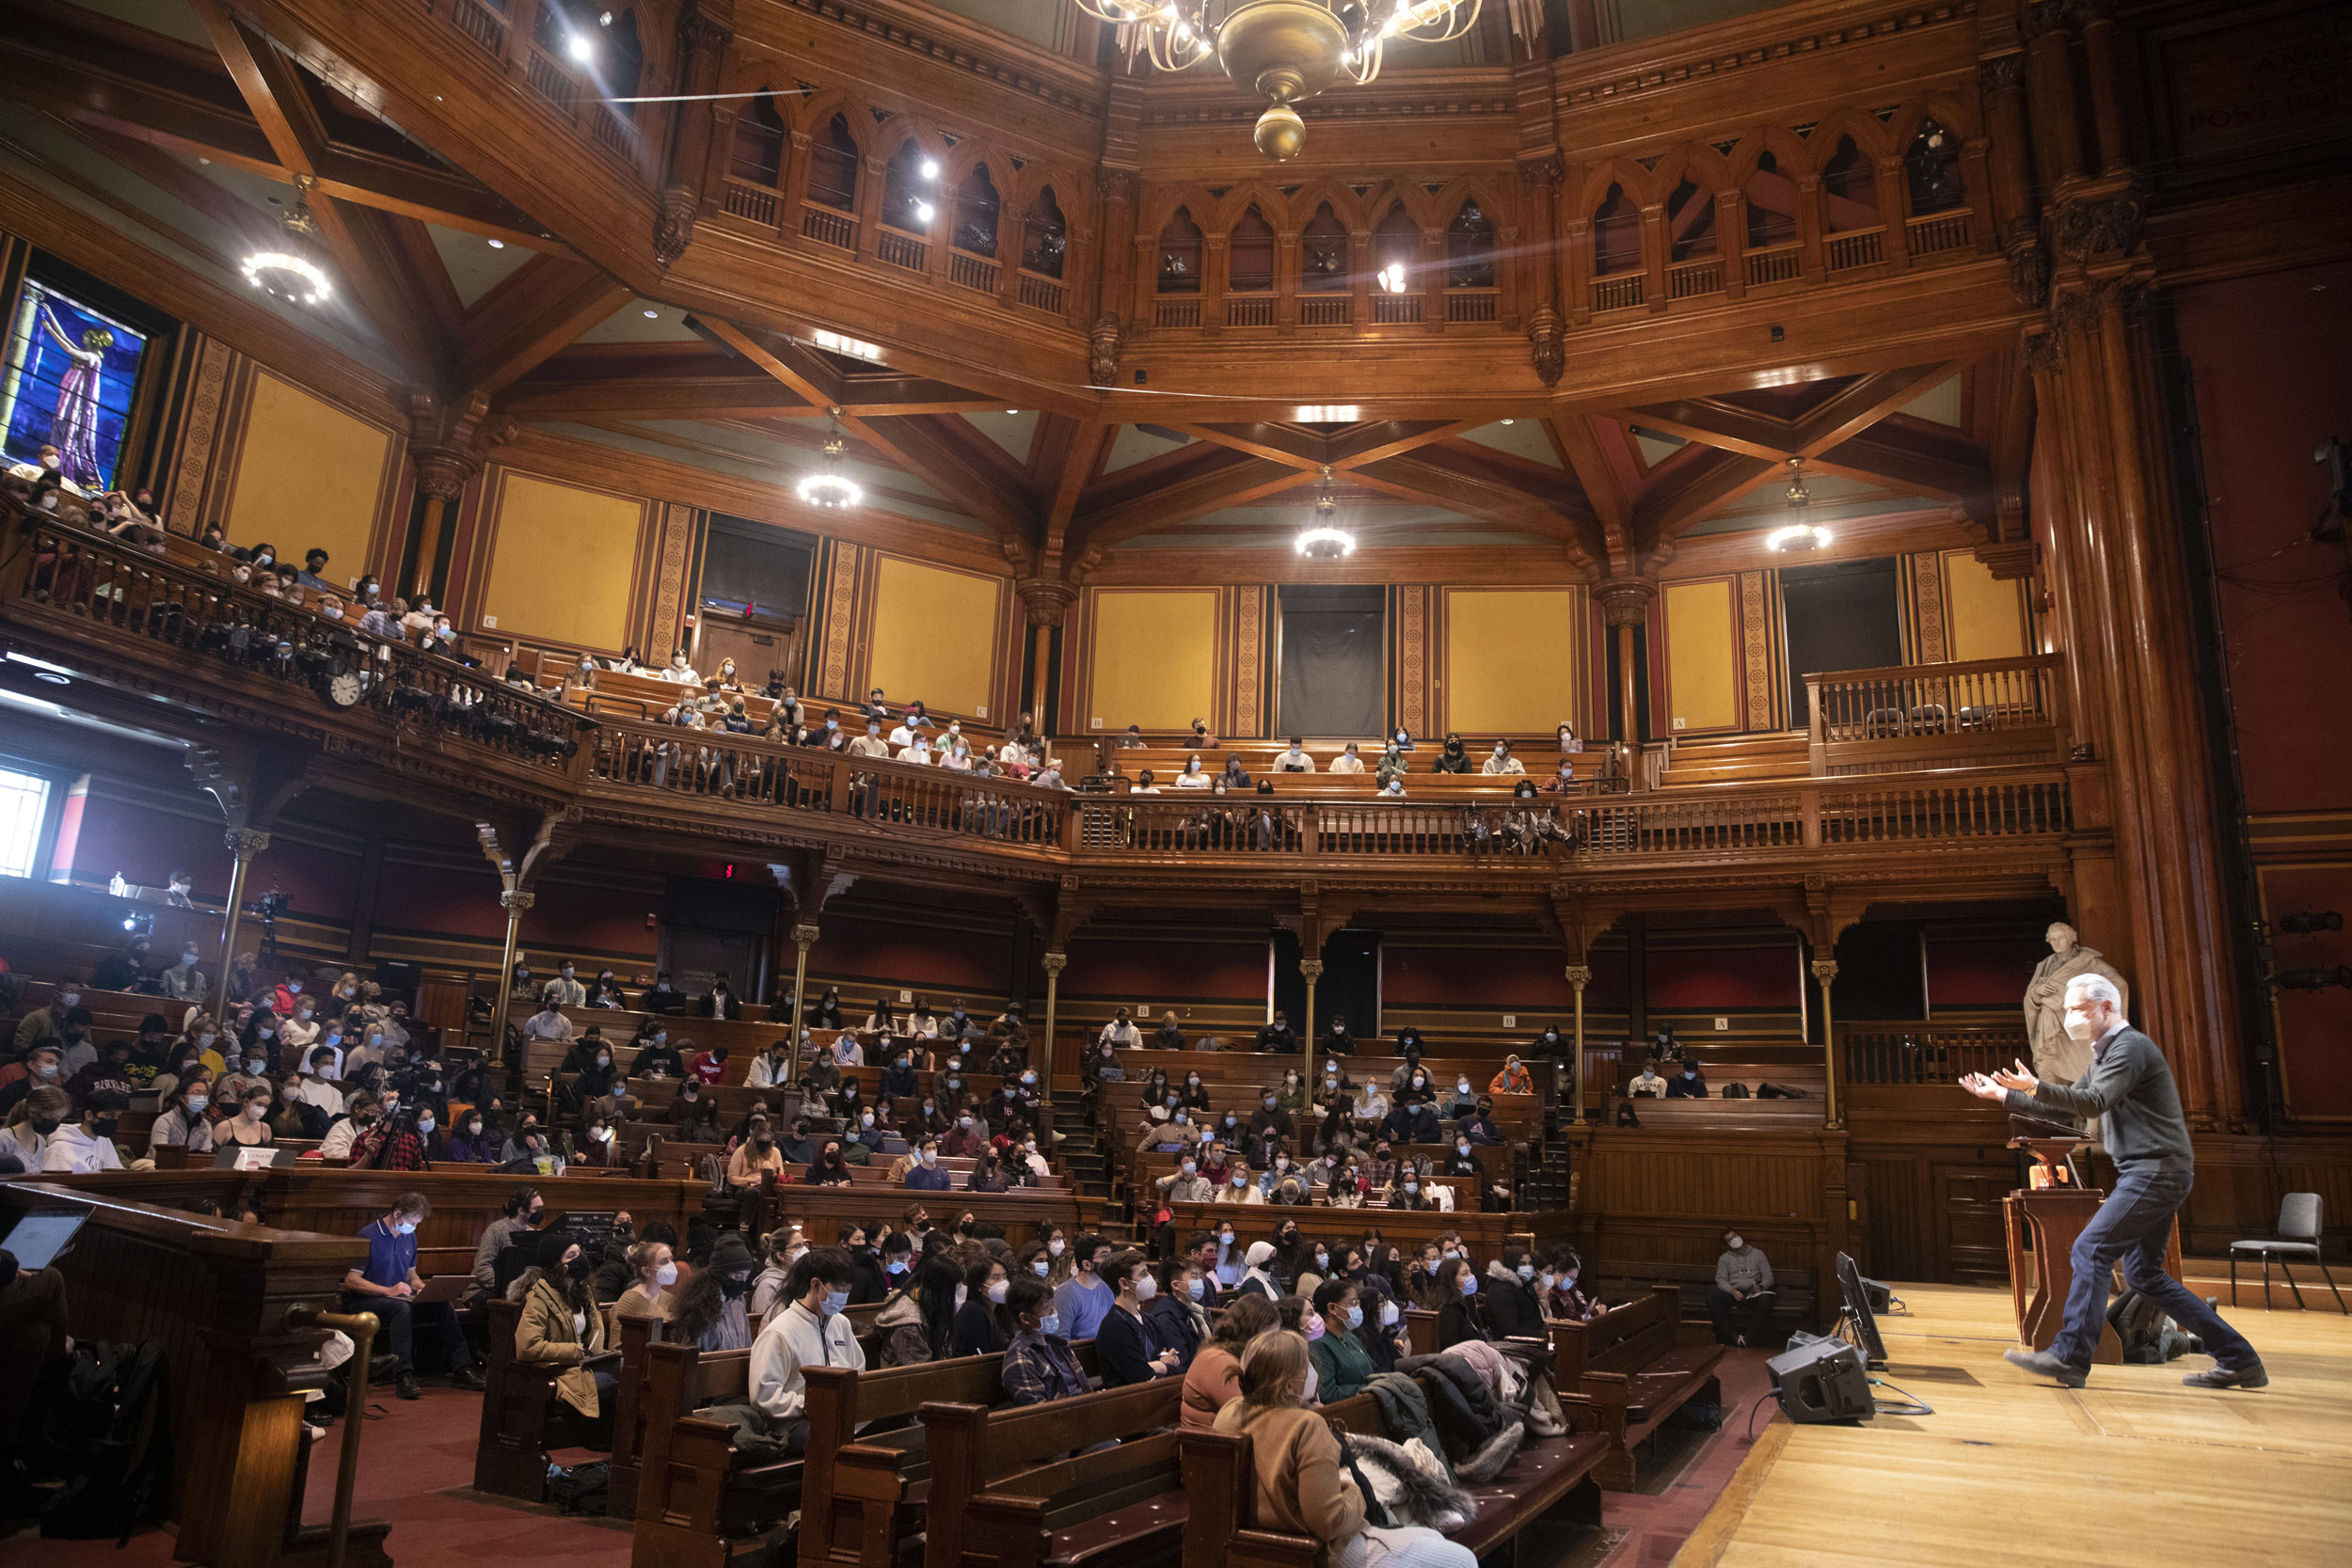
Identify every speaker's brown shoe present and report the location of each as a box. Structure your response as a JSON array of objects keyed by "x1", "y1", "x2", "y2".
[{"x1": 2002, "y1": 1347, "x2": 2088, "y2": 1387}]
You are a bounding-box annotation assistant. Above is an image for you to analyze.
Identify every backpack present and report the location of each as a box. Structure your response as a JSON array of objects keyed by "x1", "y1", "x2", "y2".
[
  {"x1": 23, "y1": 1338, "x2": 172, "y2": 1542},
  {"x1": 546, "y1": 1459, "x2": 610, "y2": 1516},
  {"x1": 2108, "y1": 1291, "x2": 2200, "y2": 1365},
  {"x1": 1720, "y1": 1082, "x2": 1751, "y2": 1100}
]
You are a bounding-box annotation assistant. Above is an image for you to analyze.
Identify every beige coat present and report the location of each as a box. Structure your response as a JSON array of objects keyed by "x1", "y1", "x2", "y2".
[
  {"x1": 1212, "y1": 1400, "x2": 1366, "y2": 1544},
  {"x1": 516, "y1": 1275, "x2": 606, "y2": 1418}
]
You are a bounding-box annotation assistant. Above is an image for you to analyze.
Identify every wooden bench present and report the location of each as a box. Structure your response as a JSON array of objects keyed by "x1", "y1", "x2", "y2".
[
  {"x1": 474, "y1": 1295, "x2": 617, "y2": 1501},
  {"x1": 1549, "y1": 1289, "x2": 1724, "y2": 1490},
  {"x1": 610, "y1": 1312, "x2": 668, "y2": 1519},
  {"x1": 632, "y1": 1341, "x2": 801, "y2": 1568},
  {"x1": 923, "y1": 1378, "x2": 1189, "y2": 1568},
  {"x1": 799, "y1": 1354, "x2": 1009, "y2": 1568},
  {"x1": 1178, "y1": 1389, "x2": 1608, "y2": 1568}
]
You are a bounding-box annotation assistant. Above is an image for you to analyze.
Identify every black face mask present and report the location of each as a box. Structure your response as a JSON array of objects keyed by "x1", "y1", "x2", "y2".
[
  {"x1": 91, "y1": 1117, "x2": 119, "y2": 1137},
  {"x1": 722, "y1": 1273, "x2": 751, "y2": 1299},
  {"x1": 32, "y1": 1117, "x2": 62, "y2": 1137},
  {"x1": 566, "y1": 1254, "x2": 593, "y2": 1280}
]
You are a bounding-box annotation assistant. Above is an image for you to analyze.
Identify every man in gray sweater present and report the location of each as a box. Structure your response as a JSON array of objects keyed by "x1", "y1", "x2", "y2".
[{"x1": 1963, "y1": 973, "x2": 2262, "y2": 1389}]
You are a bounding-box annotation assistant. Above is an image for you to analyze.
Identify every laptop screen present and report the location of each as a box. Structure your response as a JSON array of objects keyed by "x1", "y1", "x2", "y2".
[{"x1": 2, "y1": 1212, "x2": 87, "y2": 1272}]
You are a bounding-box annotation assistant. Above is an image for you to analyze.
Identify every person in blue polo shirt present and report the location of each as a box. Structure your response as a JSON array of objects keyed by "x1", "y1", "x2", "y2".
[{"x1": 340, "y1": 1192, "x2": 481, "y2": 1399}]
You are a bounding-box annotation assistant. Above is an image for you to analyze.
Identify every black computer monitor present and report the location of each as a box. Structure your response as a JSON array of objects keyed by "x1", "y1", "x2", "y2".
[{"x1": 1836, "y1": 1250, "x2": 1887, "y2": 1368}]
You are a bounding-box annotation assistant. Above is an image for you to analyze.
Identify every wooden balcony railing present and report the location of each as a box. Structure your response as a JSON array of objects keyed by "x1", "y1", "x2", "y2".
[
  {"x1": 1824, "y1": 227, "x2": 1884, "y2": 271},
  {"x1": 802, "y1": 203, "x2": 856, "y2": 251},
  {"x1": 723, "y1": 178, "x2": 779, "y2": 227},
  {"x1": 449, "y1": 0, "x2": 506, "y2": 55},
  {"x1": 1153, "y1": 297, "x2": 1200, "y2": 327},
  {"x1": 1299, "y1": 295, "x2": 1351, "y2": 326},
  {"x1": 1667, "y1": 257, "x2": 1724, "y2": 300},
  {"x1": 1226, "y1": 294, "x2": 1277, "y2": 327},
  {"x1": 1745, "y1": 243, "x2": 1802, "y2": 287},
  {"x1": 1016, "y1": 272, "x2": 1064, "y2": 314},
  {"x1": 1806, "y1": 653, "x2": 2067, "y2": 775},
  {"x1": 1906, "y1": 208, "x2": 1972, "y2": 257},
  {"x1": 876, "y1": 227, "x2": 928, "y2": 274},
  {"x1": 1841, "y1": 1023, "x2": 2028, "y2": 1084},
  {"x1": 947, "y1": 250, "x2": 997, "y2": 293},
  {"x1": 1371, "y1": 294, "x2": 1422, "y2": 325},
  {"x1": 1, "y1": 509, "x2": 2083, "y2": 880},
  {"x1": 1445, "y1": 289, "x2": 1499, "y2": 323},
  {"x1": 1591, "y1": 273, "x2": 1645, "y2": 312}
]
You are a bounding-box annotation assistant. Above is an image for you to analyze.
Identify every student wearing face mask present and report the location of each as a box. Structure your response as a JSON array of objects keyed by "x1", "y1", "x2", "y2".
[
  {"x1": 342, "y1": 1194, "x2": 469, "y2": 1401},
  {"x1": 1308, "y1": 1280, "x2": 1375, "y2": 1400},
  {"x1": 354, "y1": 1105, "x2": 434, "y2": 1172},
  {"x1": 1095, "y1": 1250, "x2": 1184, "y2": 1386},
  {"x1": 1430, "y1": 732, "x2": 1471, "y2": 774},
  {"x1": 1434, "y1": 1258, "x2": 1491, "y2": 1350},
  {"x1": 1150, "y1": 1260, "x2": 1212, "y2": 1367},
  {"x1": 1053, "y1": 1235, "x2": 1117, "y2": 1339},
  {"x1": 1216, "y1": 1330, "x2": 1477, "y2": 1568},
  {"x1": 144, "y1": 1075, "x2": 215, "y2": 1153},
  {"x1": 219, "y1": 1085, "x2": 280, "y2": 1149},
  {"x1": 514, "y1": 1226, "x2": 615, "y2": 1430},
  {"x1": 877, "y1": 1254, "x2": 967, "y2": 1368},
  {"x1": 727, "y1": 1118, "x2": 787, "y2": 1185},
  {"x1": 1544, "y1": 1247, "x2": 1601, "y2": 1323},
  {"x1": 955, "y1": 1258, "x2": 1012, "y2": 1355},
  {"x1": 1480, "y1": 1246, "x2": 1548, "y2": 1339},
  {"x1": 903, "y1": 1138, "x2": 952, "y2": 1191},
  {"x1": 445, "y1": 1108, "x2": 498, "y2": 1164},
  {"x1": 1664, "y1": 1059, "x2": 1708, "y2": 1098},
  {"x1": 997, "y1": 1274, "x2": 1086, "y2": 1406},
  {"x1": 0, "y1": 1085, "x2": 72, "y2": 1171},
  {"x1": 749, "y1": 1250, "x2": 865, "y2": 1449},
  {"x1": 616, "y1": 1239, "x2": 677, "y2": 1324},
  {"x1": 670, "y1": 1233, "x2": 757, "y2": 1352}
]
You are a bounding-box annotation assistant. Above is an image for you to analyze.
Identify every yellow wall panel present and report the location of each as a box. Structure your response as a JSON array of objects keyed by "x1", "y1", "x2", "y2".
[
  {"x1": 1663, "y1": 578, "x2": 1740, "y2": 733},
  {"x1": 1440, "y1": 588, "x2": 1583, "y2": 735},
  {"x1": 867, "y1": 556, "x2": 1003, "y2": 718},
  {"x1": 1943, "y1": 549, "x2": 2028, "y2": 661},
  {"x1": 1089, "y1": 589, "x2": 1219, "y2": 732},
  {"x1": 224, "y1": 372, "x2": 389, "y2": 589},
  {"x1": 480, "y1": 473, "x2": 644, "y2": 651}
]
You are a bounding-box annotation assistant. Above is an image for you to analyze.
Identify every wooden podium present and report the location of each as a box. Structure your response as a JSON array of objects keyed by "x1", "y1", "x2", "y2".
[{"x1": 2003, "y1": 1135, "x2": 2183, "y2": 1363}]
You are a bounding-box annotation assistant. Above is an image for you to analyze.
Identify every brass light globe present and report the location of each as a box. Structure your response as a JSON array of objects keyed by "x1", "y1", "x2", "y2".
[{"x1": 1074, "y1": 0, "x2": 1482, "y2": 162}]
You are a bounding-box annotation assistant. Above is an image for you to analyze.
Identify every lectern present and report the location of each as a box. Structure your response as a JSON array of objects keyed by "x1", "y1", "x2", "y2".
[{"x1": 2002, "y1": 1126, "x2": 2182, "y2": 1363}]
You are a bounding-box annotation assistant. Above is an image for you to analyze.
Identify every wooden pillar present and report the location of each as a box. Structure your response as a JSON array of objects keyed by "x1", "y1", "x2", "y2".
[
  {"x1": 1040, "y1": 951, "x2": 1067, "y2": 1105},
  {"x1": 652, "y1": 0, "x2": 734, "y2": 264},
  {"x1": 1812, "y1": 958, "x2": 1842, "y2": 1130},
  {"x1": 487, "y1": 888, "x2": 532, "y2": 1059},
  {"x1": 1596, "y1": 578, "x2": 1655, "y2": 758},
  {"x1": 1565, "y1": 964, "x2": 1591, "y2": 1125},
  {"x1": 1299, "y1": 957, "x2": 1324, "y2": 1090},
  {"x1": 2022, "y1": 3, "x2": 2084, "y2": 196},
  {"x1": 2076, "y1": 0, "x2": 2130, "y2": 179},
  {"x1": 342, "y1": 831, "x2": 385, "y2": 966},
  {"x1": 786, "y1": 922, "x2": 818, "y2": 1085},
  {"x1": 212, "y1": 828, "x2": 268, "y2": 1021},
  {"x1": 1874, "y1": 156, "x2": 1911, "y2": 268}
]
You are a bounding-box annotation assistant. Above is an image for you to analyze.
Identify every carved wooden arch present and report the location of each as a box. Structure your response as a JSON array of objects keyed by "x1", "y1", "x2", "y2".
[
  {"x1": 1138, "y1": 187, "x2": 1220, "y2": 252},
  {"x1": 1647, "y1": 142, "x2": 1739, "y2": 198},
  {"x1": 1803, "y1": 105, "x2": 1896, "y2": 163},
  {"x1": 708, "y1": 55, "x2": 801, "y2": 184},
  {"x1": 1428, "y1": 174, "x2": 1512, "y2": 235},
  {"x1": 1010, "y1": 162, "x2": 1095, "y2": 276},
  {"x1": 1209, "y1": 178, "x2": 1295, "y2": 235},
  {"x1": 865, "y1": 108, "x2": 956, "y2": 174},
  {"x1": 1359, "y1": 179, "x2": 1440, "y2": 232},
  {"x1": 1725, "y1": 123, "x2": 1816, "y2": 184},
  {"x1": 1575, "y1": 157, "x2": 1661, "y2": 216},
  {"x1": 941, "y1": 142, "x2": 1021, "y2": 254},
  {"x1": 1283, "y1": 178, "x2": 1368, "y2": 236},
  {"x1": 1885, "y1": 91, "x2": 1980, "y2": 150},
  {"x1": 788, "y1": 87, "x2": 873, "y2": 160},
  {"x1": 598, "y1": 6, "x2": 670, "y2": 103}
]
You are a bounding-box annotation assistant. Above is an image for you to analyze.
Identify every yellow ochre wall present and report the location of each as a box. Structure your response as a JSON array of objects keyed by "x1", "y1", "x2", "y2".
[
  {"x1": 1941, "y1": 549, "x2": 2030, "y2": 662},
  {"x1": 1089, "y1": 588, "x2": 1220, "y2": 732},
  {"x1": 866, "y1": 556, "x2": 1005, "y2": 719},
  {"x1": 1439, "y1": 587, "x2": 1585, "y2": 736},
  {"x1": 1662, "y1": 577, "x2": 1740, "y2": 734},
  {"x1": 479, "y1": 472, "x2": 648, "y2": 651},
  {"x1": 222, "y1": 371, "x2": 395, "y2": 589}
]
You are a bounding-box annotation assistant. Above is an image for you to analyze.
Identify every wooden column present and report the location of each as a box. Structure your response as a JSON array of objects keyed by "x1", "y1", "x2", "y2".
[
  {"x1": 476, "y1": 815, "x2": 574, "y2": 1064},
  {"x1": 1874, "y1": 156, "x2": 1911, "y2": 268},
  {"x1": 1596, "y1": 578, "x2": 1655, "y2": 757},
  {"x1": 2022, "y1": 2, "x2": 2085, "y2": 196},
  {"x1": 1298, "y1": 957, "x2": 1324, "y2": 1089},
  {"x1": 1039, "y1": 951, "x2": 1068, "y2": 1105},
  {"x1": 785, "y1": 922, "x2": 818, "y2": 1085},
  {"x1": 1565, "y1": 964, "x2": 1591, "y2": 1125},
  {"x1": 488, "y1": 889, "x2": 532, "y2": 1059},
  {"x1": 1812, "y1": 958, "x2": 1842, "y2": 1130},
  {"x1": 213, "y1": 828, "x2": 269, "y2": 1021},
  {"x1": 652, "y1": 0, "x2": 734, "y2": 265}
]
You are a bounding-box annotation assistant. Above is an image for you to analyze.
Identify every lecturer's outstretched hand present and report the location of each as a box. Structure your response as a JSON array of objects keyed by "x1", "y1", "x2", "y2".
[{"x1": 1958, "y1": 1059, "x2": 2039, "y2": 1101}]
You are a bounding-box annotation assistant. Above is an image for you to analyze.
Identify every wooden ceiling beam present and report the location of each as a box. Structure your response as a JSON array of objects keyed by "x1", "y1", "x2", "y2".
[
  {"x1": 1069, "y1": 453, "x2": 1309, "y2": 553},
  {"x1": 1551, "y1": 415, "x2": 1636, "y2": 573},
  {"x1": 501, "y1": 376, "x2": 814, "y2": 420},
  {"x1": 1811, "y1": 427, "x2": 1992, "y2": 501},
  {"x1": 1632, "y1": 449, "x2": 1778, "y2": 561},
  {"x1": 455, "y1": 255, "x2": 630, "y2": 396},
  {"x1": 1788, "y1": 362, "x2": 1963, "y2": 455}
]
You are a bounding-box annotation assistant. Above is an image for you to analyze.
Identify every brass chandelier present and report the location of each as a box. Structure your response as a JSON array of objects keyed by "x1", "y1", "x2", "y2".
[{"x1": 1073, "y1": 1, "x2": 1483, "y2": 161}]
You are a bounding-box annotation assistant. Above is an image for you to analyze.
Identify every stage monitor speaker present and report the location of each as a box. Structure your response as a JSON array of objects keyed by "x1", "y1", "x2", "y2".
[{"x1": 1767, "y1": 1334, "x2": 1874, "y2": 1424}]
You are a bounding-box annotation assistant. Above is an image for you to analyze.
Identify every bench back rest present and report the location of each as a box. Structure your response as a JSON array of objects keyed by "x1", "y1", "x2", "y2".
[
  {"x1": 636, "y1": 1338, "x2": 756, "y2": 1518},
  {"x1": 1176, "y1": 1427, "x2": 1328, "y2": 1568},
  {"x1": 920, "y1": 1377, "x2": 1182, "y2": 1568},
  {"x1": 1565, "y1": 1288, "x2": 1678, "y2": 1381},
  {"x1": 802, "y1": 1354, "x2": 1009, "y2": 1535},
  {"x1": 611, "y1": 1313, "x2": 666, "y2": 1479}
]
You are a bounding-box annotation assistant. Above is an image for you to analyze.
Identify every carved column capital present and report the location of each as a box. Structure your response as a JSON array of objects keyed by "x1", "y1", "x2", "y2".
[
  {"x1": 1041, "y1": 951, "x2": 1069, "y2": 977},
  {"x1": 1518, "y1": 151, "x2": 1565, "y2": 189},
  {"x1": 1564, "y1": 964, "x2": 1593, "y2": 990},
  {"x1": 1594, "y1": 577, "x2": 1659, "y2": 627},
  {"x1": 1099, "y1": 168, "x2": 1139, "y2": 206},
  {"x1": 791, "y1": 922, "x2": 821, "y2": 946},
  {"x1": 2050, "y1": 182, "x2": 2145, "y2": 262},
  {"x1": 1809, "y1": 958, "x2": 1840, "y2": 984},
  {"x1": 1297, "y1": 958, "x2": 1327, "y2": 981},
  {"x1": 409, "y1": 446, "x2": 484, "y2": 500},
  {"x1": 499, "y1": 889, "x2": 536, "y2": 913},
  {"x1": 224, "y1": 828, "x2": 272, "y2": 860},
  {"x1": 1979, "y1": 53, "x2": 2026, "y2": 95},
  {"x1": 1089, "y1": 313, "x2": 1123, "y2": 387},
  {"x1": 1016, "y1": 578, "x2": 1080, "y2": 628}
]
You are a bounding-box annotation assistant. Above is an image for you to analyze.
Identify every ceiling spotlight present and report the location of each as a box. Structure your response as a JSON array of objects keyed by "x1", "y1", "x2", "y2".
[
  {"x1": 919, "y1": 158, "x2": 940, "y2": 181},
  {"x1": 1006, "y1": 409, "x2": 1019, "y2": 415},
  {"x1": 797, "y1": 407, "x2": 863, "y2": 510},
  {"x1": 913, "y1": 200, "x2": 936, "y2": 224},
  {"x1": 32, "y1": 671, "x2": 70, "y2": 686},
  {"x1": 1295, "y1": 466, "x2": 1356, "y2": 559},
  {"x1": 566, "y1": 31, "x2": 596, "y2": 62},
  {"x1": 811, "y1": 328, "x2": 884, "y2": 363},
  {"x1": 1499, "y1": 418, "x2": 1515, "y2": 426},
  {"x1": 1376, "y1": 261, "x2": 1406, "y2": 294},
  {"x1": 486, "y1": 238, "x2": 506, "y2": 249},
  {"x1": 644, "y1": 309, "x2": 660, "y2": 318}
]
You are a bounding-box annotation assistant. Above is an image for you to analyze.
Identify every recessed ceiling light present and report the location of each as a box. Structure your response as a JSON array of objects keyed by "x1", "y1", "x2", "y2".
[
  {"x1": 1499, "y1": 419, "x2": 1515, "y2": 425},
  {"x1": 487, "y1": 239, "x2": 505, "y2": 249},
  {"x1": 920, "y1": 158, "x2": 940, "y2": 181},
  {"x1": 644, "y1": 309, "x2": 660, "y2": 319},
  {"x1": 1006, "y1": 409, "x2": 1018, "y2": 415},
  {"x1": 1295, "y1": 404, "x2": 1359, "y2": 422},
  {"x1": 565, "y1": 31, "x2": 596, "y2": 62},
  {"x1": 32, "y1": 671, "x2": 70, "y2": 686}
]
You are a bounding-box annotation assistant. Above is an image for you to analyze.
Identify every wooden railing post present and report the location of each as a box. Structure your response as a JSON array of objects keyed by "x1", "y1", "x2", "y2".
[{"x1": 1805, "y1": 675, "x2": 1827, "y2": 774}]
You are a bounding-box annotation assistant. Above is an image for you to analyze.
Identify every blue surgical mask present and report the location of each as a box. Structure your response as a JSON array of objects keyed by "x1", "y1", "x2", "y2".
[
  {"x1": 821, "y1": 1290, "x2": 850, "y2": 1316},
  {"x1": 1346, "y1": 1305, "x2": 1364, "y2": 1329},
  {"x1": 1033, "y1": 1259, "x2": 1050, "y2": 1277},
  {"x1": 1039, "y1": 1314, "x2": 1060, "y2": 1337},
  {"x1": 394, "y1": 1221, "x2": 417, "y2": 1236}
]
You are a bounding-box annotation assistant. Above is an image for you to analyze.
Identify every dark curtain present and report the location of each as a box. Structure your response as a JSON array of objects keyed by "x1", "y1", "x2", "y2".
[
  {"x1": 1278, "y1": 585, "x2": 1386, "y2": 737},
  {"x1": 1272, "y1": 928, "x2": 1380, "y2": 1038},
  {"x1": 1781, "y1": 557, "x2": 1902, "y2": 724},
  {"x1": 700, "y1": 515, "x2": 815, "y2": 619}
]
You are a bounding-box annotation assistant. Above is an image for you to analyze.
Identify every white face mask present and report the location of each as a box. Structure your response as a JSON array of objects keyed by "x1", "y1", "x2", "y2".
[
  {"x1": 1133, "y1": 1274, "x2": 1157, "y2": 1302},
  {"x1": 1380, "y1": 1300, "x2": 1401, "y2": 1326},
  {"x1": 986, "y1": 1279, "x2": 1009, "y2": 1304},
  {"x1": 1300, "y1": 1366, "x2": 1319, "y2": 1402}
]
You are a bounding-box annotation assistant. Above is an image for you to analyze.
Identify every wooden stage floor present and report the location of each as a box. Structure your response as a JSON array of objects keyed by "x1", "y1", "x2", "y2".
[{"x1": 1677, "y1": 1281, "x2": 2352, "y2": 1568}]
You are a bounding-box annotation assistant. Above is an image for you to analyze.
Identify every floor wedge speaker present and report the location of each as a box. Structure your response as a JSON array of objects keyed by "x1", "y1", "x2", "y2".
[{"x1": 1767, "y1": 1334, "x2": 1874, "y2": 1424}]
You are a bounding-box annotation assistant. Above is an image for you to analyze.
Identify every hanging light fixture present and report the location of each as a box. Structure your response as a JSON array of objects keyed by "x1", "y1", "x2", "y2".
[
  {"x1": 1072, "y1": 1, "x2": 1482, "y2": 161},
  {"x1": 1766, "y1": 455, "x2": 1831, "y2": 552},
  {"x1": 1295, "y1": 465, "x2": 1356, "y2": 559},
  {"x1": 241, "y1": 175, "x2": 333, "y2": 306},
  {"x1": 797, "y1": 408, "x2": 863, "y2": 510}
]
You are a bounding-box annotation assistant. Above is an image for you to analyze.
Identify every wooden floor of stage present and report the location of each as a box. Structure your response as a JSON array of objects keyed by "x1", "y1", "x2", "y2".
[{"x1": 1677, "y1": 1281, "x2": 2352, "y2": 1568}]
